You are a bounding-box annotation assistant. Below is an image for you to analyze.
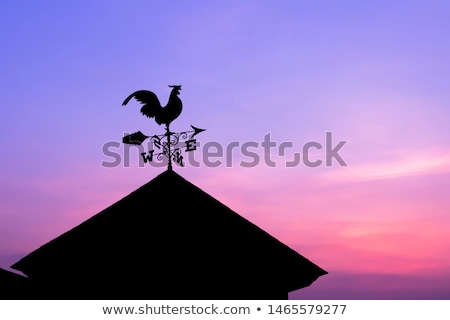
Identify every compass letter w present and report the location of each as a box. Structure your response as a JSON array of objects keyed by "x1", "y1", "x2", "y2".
[{"x1": 141, "y1": 150, "x2": 154, "y2": 163}]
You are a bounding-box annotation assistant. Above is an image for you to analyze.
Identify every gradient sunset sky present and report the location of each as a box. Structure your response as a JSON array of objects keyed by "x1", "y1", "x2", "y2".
[{"x1": 1, "y1": 1, "x2": 450, "y2": 299}]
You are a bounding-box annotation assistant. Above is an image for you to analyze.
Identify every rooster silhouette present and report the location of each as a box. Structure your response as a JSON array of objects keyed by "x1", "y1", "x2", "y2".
[{"x1": 122, "y1": 85, "x2": 182, "y2": 126}]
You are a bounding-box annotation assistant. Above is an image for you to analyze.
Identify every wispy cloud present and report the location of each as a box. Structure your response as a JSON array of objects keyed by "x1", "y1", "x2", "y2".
[{"x1": 322, "y1": 148, "x2": 450, "y2": 182}]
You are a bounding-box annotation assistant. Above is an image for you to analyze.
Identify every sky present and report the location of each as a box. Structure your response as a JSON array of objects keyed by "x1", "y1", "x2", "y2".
[{"x1": 1, "y1": 1, "x2": 450, "y2": 299}]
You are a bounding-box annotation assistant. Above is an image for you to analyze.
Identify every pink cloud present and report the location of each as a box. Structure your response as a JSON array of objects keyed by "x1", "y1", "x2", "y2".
[{"x1": 322, "y1": 148, "x2": 450, "y2": 182}]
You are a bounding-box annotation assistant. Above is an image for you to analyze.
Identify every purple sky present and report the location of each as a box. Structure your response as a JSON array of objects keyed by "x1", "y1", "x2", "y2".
[{"x1": 1, "y1": 1, "x2": 450, "y2": 299}]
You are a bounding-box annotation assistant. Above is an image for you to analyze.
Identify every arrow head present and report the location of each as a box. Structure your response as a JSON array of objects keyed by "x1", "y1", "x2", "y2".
[{"x1": 190, "y1": 125, "x2": 206, "y2": 138}]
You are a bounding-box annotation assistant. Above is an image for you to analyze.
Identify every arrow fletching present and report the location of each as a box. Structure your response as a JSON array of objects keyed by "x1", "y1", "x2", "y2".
[{"x1": 123, "y1": 131, "x2": 149, "y2": 145}]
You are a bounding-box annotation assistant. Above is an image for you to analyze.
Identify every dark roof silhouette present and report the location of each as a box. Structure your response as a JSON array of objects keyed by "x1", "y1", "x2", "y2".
[
  {"x1": 12, "y1": 170, "x2": 326, "y2": 299},
  {"x1": 0, "y1": 268, "x2": 29, "y2": 299}
]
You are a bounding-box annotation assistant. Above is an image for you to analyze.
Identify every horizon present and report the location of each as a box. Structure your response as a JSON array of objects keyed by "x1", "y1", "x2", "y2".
[{"x1": 1, "y1": 1, "x2": 450, "y2": 299}]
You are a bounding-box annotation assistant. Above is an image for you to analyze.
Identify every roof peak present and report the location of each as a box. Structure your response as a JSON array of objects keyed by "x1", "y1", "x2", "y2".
[{"x1": 11, "y1": 169, "x2": 327, "y2": 296}]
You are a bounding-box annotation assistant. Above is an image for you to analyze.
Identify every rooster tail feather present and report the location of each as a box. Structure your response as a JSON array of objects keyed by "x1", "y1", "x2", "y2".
[
  {"x1": 122, "y1": 94, "x2": 134, "y2": 106},
  {"x1": 140, "y1": 104, "x2": 162, "y2": 118}
]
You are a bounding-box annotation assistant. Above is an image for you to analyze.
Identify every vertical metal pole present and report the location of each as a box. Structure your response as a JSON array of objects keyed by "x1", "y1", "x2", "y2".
[{"x1": 166, "y1": 125, "x2": 172, "y2": 171}]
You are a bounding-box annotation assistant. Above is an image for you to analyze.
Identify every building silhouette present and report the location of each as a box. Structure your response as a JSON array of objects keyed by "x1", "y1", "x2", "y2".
[
  {"x1": 0, "y1": 268, "x2": 30, "y2": 299},
  {"x1": 10, "y1": 170, "x2": 327, "y2": 299}
]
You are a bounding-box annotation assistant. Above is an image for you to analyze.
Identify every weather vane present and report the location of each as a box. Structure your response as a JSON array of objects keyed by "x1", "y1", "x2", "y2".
[{"x1": 121, "y1": 85, "x2": 205, "y2": 170}]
